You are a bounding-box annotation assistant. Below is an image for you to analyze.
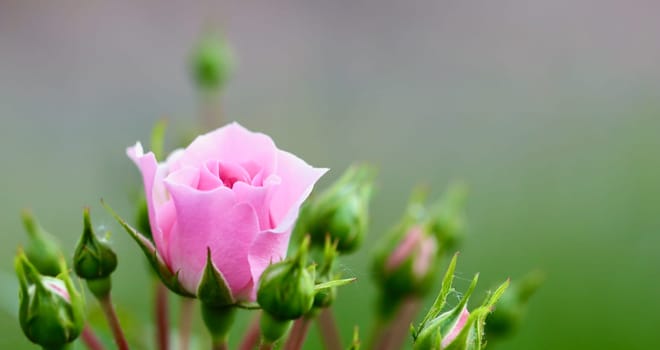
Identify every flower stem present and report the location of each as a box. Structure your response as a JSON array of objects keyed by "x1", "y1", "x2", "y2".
[
  {"x1": 155, "y1": 281, "x2": 170, "y2": 350},
  {"x1": 258, "y1": 342, "x2": 273, "y2": 350},
  {"x1": 211, "y1": 339, "x2": 229, "y2": 350},
  {"x1": 179, "y1": 297, "x2": 195, "y2": 350},
  {"x1": 239, "y1": 312, "x2": 261, "y2": 350},
  {"x1": 317, "y1": 308, "x2": 343, "y2": 350},
  {"x1": 81, "y1": 325, "x2": 106, "y2": 350},
  {"x1": 98, "y1": 294, "x2": 130, "y2": 350},
  {"x1": 370, "y1": 297, "x2": 421, "y2": 350},
  {"x1": 284, "y1": 316, "x2": 312, "y2": 350}
]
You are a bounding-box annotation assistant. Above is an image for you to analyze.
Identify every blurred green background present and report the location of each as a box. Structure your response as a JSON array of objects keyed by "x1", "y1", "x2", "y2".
[{"x1": 1, "y1": 1, "x2": 659, "y2": 349}]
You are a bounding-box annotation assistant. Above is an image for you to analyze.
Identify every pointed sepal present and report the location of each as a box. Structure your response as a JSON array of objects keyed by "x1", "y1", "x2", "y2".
[
  {"x1": 21, "y1": 210, "x2": 63, "y2": 277},
  {"x1": 197, "y1": 247, "x2": 235, "y2": 307},
  {"x1": 102, "y1": 200, "x2": 194, "y2": 297}
]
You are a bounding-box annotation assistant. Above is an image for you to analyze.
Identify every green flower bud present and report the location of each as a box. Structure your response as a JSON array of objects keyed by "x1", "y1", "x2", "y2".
[
  {"x1": 297, "y1": 165, "x2": 376, "y2": 253},
  {"x1": 428, "y1": 183, "x2": 468, "y2": 251},
  {"x1": 73, "y1": 208, "x2": 117, "y2": 281},
  {"x1": 257, "y1": 238, "x2": 315, "y2": 320},
  {"x1": 15, "y1": 252, "x2": 84, "y2": 349},
  {"x1": 413, "y1": 256, "x2": 509, "y2": 350},
  {"x1": 21, "y1": 210, "x2": 63, "y2": 277},
  {"x1": 485, "y1": 271, "x2": 543, "y2": 340},
  {"x1": 190, "y1": 33, "x2": 235, "y2": 91}
]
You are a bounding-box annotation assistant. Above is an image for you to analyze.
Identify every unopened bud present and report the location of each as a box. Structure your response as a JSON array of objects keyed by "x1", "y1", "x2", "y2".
[
  {"x1": 73, "y1": 208, "x2": 117, "y2": 298},
  {"x1": 257, "y1": 238, "x2": 315, "y2": 321},
  {"x1": 486, "y1": 271, "x2": 543, "y2": 339},
  {"x1": 190, "y1": 33, "x2": 235, "y2": 91},
  {"x1": 15, "y1": 252, "x2": 84, "y2": 348},
  {"x1": 21, "y1": 210, "x2": 63, "y2": 277},
  {"x1": 298, "y1": 165, "x2": 375, "y2": 253}
]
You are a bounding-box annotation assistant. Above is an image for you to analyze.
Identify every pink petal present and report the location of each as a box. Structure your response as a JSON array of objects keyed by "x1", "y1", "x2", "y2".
[
  {"x1": 164, "y1": 178, "x2": 259, "y2": 295},
  {"x1": 441, "y1": 307, "x2": 470, "y2": 348},
  {"x1": 176, "y1": 122, "x2": 278, "y2": 175},
  {"x1": 127, "y1": 143, "x2": 171, "y2": 263},
  {"x1": 386, "y1": 226, "x2": 424, "y2": 272},
  {"x1": 232, "y1": 176, "x2": 281, "y2": 231},
  {"x1": 246, "y1": 229, "x2": 292, "y2": 300},
  {"x1": 270, "y1": 150, "x2": 328, "y2": 231}
]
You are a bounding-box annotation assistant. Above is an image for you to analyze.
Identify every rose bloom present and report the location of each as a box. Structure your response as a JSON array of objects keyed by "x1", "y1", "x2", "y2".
[{"x1": 128, "y1": 122, "x2": 326, "y2": 301}]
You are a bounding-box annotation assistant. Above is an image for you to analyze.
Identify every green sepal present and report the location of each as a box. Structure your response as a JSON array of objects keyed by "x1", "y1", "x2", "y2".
[
  {"x1": 102, "y1": 200, "x2": 194, "y2": 297},
  {"x1": 429, "y1": 182, "x2": 468, "y2": 251},
  {"x1": 314, "y1": 277, "x2": 356, "y2": 291},
  {"x1": 348, "y1": 326, "x2": 361, "y2": 350},
  {"x1": 444, "y1": 280, "x2": 510, "y2": 350},
  {"x1": 197, "y1": 248, "x2": 235, "y2": 307},
  {"x1": 21, "y1": 210, "x2": 63, "y2": 277},
  {"x1": 415, "y1": 253, "x2": 459, "y2": 337}
]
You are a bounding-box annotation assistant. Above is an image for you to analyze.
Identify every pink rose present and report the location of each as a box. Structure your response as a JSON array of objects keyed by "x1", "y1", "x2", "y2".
[{"x1": 127, "y1": 122, "x2": 327, "y2": 301}]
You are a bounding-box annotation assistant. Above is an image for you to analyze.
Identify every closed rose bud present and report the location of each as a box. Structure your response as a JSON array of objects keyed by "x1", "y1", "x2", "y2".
[
  {"x1": 413, "y1": 256, "x2": 509, "y2": 350},
  {"x1": 190, "y1": 33, "x2": 235, "y2": 91},
  {"x1": 485, "y1": 271, "x2": 543, "y2": 340},
  {"x1": 374, "y1": 225, "x2": 439, "y2": 300},
  {"x1": 112, "y1": 122, "x2": 326, "y2": 303},
  {"x1": 21, "y1": 210, "x2": 63, "y2": 277},
  {"x1": 74, "y1": 208, "x2": 117, "y2": 280},
  {"x1": 299, "y1": 165, "x2": 375, "y2": 253},
  {"x1": 428, "y1": 183, "x2": 468, "y2": 252},
  {"x1": 15, "y1": 252, "x2": 84, "y2": 348},
  {"x1": 257, "y1": 238, "x2": 315, "y2": 320}
]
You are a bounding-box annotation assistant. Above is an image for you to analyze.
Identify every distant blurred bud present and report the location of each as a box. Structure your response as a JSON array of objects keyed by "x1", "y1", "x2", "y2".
[
  {"x1": 190, "y1": 33, "x2": 235, "y2": 91},
  {"x1": 73, "y1": 208, "x2": 117, "y2": 298},
  {"x1": 372, "y1": 189, "x2": 440, "y2": 308},
  {"x1": 257, "y1": 237, "x2": 315, "y2": 321},
  {"x1": 297, "y1": 164, "x2": 376, "y2": 254},
  {"x1": 485, "y1": 270, "x2": 544, "y2": 339},
  {"x1": 428, "y1": 182, "x2": 468, "y2": 252},
  {"x1": 413, "y1": 255, "x2": 509, "y2": 350},
  {"x1": 15, "y1": 252, "x2": 84, "y2": 348},
  {"x1": 21, "y1": 210, "x2": 63, "y2": 277}
]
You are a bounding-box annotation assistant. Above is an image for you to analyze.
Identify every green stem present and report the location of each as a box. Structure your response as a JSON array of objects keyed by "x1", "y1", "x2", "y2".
[
  {"x1": 99, "y1": 294, "x2": 130, "y2": 350},
  {"x1": 212, "y1": 339, "x2": 229, "y2": 350}
]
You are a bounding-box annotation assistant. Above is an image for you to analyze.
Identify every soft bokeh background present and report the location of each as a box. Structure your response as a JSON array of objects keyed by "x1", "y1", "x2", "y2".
[{"x1": 1, "y1": 1, "x2": 659, "y2": 349}]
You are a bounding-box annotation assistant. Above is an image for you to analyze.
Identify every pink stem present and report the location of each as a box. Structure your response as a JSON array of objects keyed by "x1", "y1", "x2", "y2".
[
  {"x1": 81, "y1": 324, "x2": 106, "y2": 350},
  {"x1": 372, "y1": 298, "x2": 421, "y2": 350},
  {"x1": 99, "y1": 294, "x2": 130, "y2": 350},
  {"x1": 179, "y1": 297, "x2": 195, "y2": 350},
  {"x1": 239, "y1": 312, "x2": 262, "y2": 350},
  {"x1": 284, "y1": 317, "x2": 312, "y2": 350},
  {"x1": 317, "y1": 309, "x2": 343, "y2": 350},
  {"x1": 155, "y1": 281, "x2": 170, "y2": 350}
]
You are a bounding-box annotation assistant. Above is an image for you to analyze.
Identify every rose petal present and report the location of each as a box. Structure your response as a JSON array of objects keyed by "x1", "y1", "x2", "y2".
[
  {"x1": 164, "y1": 178, "x2": 259, "y2": 295},
  {"x1": 176, "y1": 122, "x2": 278, "y2": 175},
  {"x1": 233, "y1": 175, "x2": 281, "y2": 230},
  {"x1": 127, "y1": 143, "x2": 170, "y2": 261},
  {"x1": 246, "y1": 229, "x2": 292, "y2": 299},
  {"x1": 270, "y1": 149, "x2": 328, "y2": 231}
]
